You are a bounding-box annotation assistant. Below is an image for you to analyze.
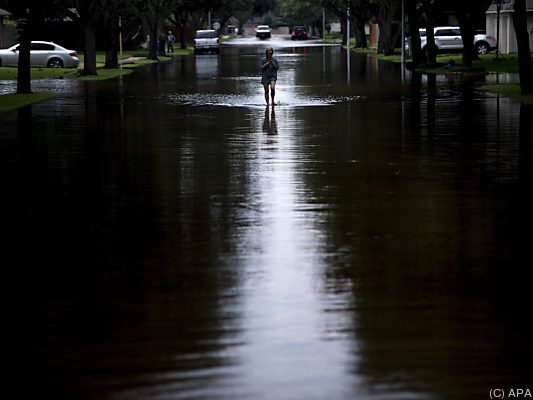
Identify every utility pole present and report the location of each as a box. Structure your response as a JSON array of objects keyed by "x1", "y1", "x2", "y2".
[
  {"x1": 401, "y1": 0, "x2": 405, "y2": 66},
  {"x1": 346, "y1": 7, "x2": 350, "y2": 49},
  {"x1": 119, "y1": 16, "x2": 123, "y2": 68},
  {"x1": 496, "y1": 0, "x2": 502, "y2": 60},
  {"x1": 323, "y1": 10, "x2": 326, "y2": 40},
  {"x1": 208, "y1": 10, "x2": 212, "y2": 29}
]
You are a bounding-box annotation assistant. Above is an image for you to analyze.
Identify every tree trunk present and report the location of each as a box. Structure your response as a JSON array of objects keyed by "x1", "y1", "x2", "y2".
[
  {"x1": 377, "y1": 3, "x2": 398, "y2": 56},
  {"x1": 17, "y1": 28, "x2": 32, "y2": 94},
  {"x1": 513, "y1": 0, "x2": 533, "y2": 95},
  {"x1": 104, "y1": 23, "x2": 119, "y2": 69},
  {"x1": 407, "y1": 0, "x2": 424, "y2": 66},
  {"x1": 147, "y1": 22, "x2": 159, "y2": 60},
  {"x1": 16, "y1": 8, "x2": 32, "y2": 94},
  {"x1": 83, "y1": 25, "x2": 97, "y2": 75},
  {"x1": 458, "y1": 14, "x2": 475, "y2": 68},
  {"x1": 179, "y1": 25, "x2": 187, "y2": 49},
  {"x1": 355, "y1": 20, "x2": 367, "y2": 48},
  {"x1": 425, "y1": 17, "x2": 437, "y2": 65}
]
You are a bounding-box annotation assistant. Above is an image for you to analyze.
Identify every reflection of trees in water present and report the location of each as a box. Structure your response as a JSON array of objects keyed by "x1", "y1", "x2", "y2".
[
  {"x1": 292, "y1": 81, "x2": 533, "y2": 398},
  {"x1": 519, "y1": 103, "x2": 532, "y2": 182},
  {"x1": 6, "y1": 85, "x2": 253, "y2": 399}
]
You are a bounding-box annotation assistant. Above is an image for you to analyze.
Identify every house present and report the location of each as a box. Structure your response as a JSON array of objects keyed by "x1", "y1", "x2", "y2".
[
  {"x1": 0, "y1": 7, "x2": 14, "y2": 48},
  {"x1": 485, "y1": 0, "x2": 533, "y2": 54}
]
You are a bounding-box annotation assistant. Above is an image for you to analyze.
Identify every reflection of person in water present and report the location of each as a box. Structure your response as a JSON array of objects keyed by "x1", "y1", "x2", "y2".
[
  {"x1": 259, "y1": 47, "x2": 279, "y2": 106},
  {"x1": 262, "y1": 106, "x2": 278, "y2": 135}
]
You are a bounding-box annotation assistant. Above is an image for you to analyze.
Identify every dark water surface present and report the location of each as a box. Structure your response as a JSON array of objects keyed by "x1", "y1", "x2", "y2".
[{"x1": 2, "y1": 38, "x2": 532, "y2": 400}]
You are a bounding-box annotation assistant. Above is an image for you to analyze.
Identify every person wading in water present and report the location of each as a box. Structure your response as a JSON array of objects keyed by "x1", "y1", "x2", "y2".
[{"x1": 259, "y1": 47, "x2": 279, "y2": 106}]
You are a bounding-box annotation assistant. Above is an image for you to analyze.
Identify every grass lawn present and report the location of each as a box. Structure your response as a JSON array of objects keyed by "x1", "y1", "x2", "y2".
[
  {"x1": 0, "y1": 92, "x2": 56, "y2": 113},
  {"x1": 339, "y1": 43, "x2": 527, "y2": 75},
  {"x1": 0, "y1": 67, "x2": 77, "y2": 80},
  {"x1": 480, "y1": 83, "x2": 533, "y2": 104}
]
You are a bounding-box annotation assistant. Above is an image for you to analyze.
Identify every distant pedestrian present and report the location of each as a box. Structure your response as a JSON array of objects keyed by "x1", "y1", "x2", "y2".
[
  {"x1": 259, "y1": 47, "x2": 279, "y2": 106},
  {"x1": 167, "y1": 31, "x2": 176, "y2": 53}
]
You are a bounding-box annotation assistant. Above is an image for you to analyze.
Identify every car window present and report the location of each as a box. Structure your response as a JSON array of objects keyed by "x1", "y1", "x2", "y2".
[
  {"x1": 435, "y1": 29, "x2": 455, "y2": 37},
  {"x1": 31, "y1": 43, "x2": 56, "y2": 51},
  {"x1": 195, "y1": 31, "x2": 217, "y2": 38},
  {"x1": 452, "y1": 29, "x2": 462, "y2": 35}
]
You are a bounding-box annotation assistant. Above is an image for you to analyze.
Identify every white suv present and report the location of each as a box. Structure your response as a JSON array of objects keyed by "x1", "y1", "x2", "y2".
[
  {"x1": 417, "y1": 26, "x2": 496, "y2": 55},
  {"x1": 194, "y1": 30, "x2": 219, "y2": 54}
]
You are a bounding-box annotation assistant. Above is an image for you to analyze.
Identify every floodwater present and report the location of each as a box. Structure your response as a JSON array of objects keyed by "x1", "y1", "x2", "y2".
[{"x1": 2, "y1": 37, "x2": 532, "y2": 400}]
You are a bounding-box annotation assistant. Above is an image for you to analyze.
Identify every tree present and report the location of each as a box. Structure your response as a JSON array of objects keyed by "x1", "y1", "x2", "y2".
[
  {"x1": 63, "y1": 0, "x2": 106, "y2": 76},
  {"x1": 0, "y1": 1, "x2": 45, "y2": 93},
  {"x1": 321, "y1": 0, "x2": 349, "y2": 45},
  {"x1": 512, "y1": 0, "x2": 533, "y2": 94},
  {"x1": 420, "y1": 0, "x2": 440, "y2": 65},
  {"x1": 100, "y1": 0, "x2": 130, "y2": 69},
  {"x1": 406, "y1": 0, "x2": 425, "y2": 66},
  {"x1": 133, "y1": 0, "x2": 176, "y2": 60},
  {"x1": 447, "y1": 0, "x2": 493, "y2": 67},
  {"x1": 372, "y1": 0, "x2": 400, "y2": 55},
  {"x1": 213, "y1": 0, "x2": 255, "y2": 34},
  {"x1": 279, "y1": 0, "x2": 324, "y2": 36}
]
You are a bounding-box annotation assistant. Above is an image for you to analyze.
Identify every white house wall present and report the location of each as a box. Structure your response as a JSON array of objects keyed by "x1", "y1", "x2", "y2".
[{"x1": 486, "y1": 10, "x2": 533, "y2": 54}]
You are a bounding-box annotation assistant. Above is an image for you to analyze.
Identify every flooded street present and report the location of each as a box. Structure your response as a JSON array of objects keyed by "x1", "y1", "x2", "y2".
[{"x1": 2, "y1": 37, "x2": 532, "y2": 399}]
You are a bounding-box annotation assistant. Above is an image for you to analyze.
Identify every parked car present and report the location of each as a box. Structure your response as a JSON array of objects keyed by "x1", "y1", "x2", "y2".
[
  {"x1": 0, "y1": 41, "x2": 79, "y2": 68},
  {"x1": 255, "y1": 25, "x2": 272, "y2": 40},
  {"x1": 410, "y1": 26, "x2": 496, "y2": 55},
  {"x1": 194, "y1": 30, "x2": 220, "y2": 54},
  {"x1": 291, "y1": 26, "x2": 308, "y2": 40}
]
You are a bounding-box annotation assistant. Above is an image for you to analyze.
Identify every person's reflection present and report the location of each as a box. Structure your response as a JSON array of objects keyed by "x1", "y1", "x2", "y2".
[{"x1": 262, "y1": 106, "x2": 278, "y2": 135}]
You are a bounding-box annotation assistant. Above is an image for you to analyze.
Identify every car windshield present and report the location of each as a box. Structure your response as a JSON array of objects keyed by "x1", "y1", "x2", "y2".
[
  {"x1": 257, "y1": 26, "x2": 270, "y2": 30},
  {"x1": 196, "y1": 31, "x2": 217, "y2": 38}
]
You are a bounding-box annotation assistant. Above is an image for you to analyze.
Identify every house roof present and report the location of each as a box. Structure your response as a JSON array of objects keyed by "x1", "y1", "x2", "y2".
[
  {"x1": 487, "y1": 0, "x2": 533, "y2": 13},
  {"x1": 0, "y1": 7, "x2": 12, "y2": 16}
]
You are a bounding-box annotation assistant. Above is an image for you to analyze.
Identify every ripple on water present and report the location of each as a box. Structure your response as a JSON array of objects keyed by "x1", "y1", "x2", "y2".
[{"x1": 168, "y1": 92, "x2": 362, "y2": 109}]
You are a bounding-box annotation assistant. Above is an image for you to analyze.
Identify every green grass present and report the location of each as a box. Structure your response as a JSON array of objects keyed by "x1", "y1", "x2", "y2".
[
  {"x1": 341, "y1": 43, "x2": 528, "y2": 75},
  {"x1": 77, "y1": 68, "x2": 133, "y2": 81},
  {"x1": 480, "y1": 83, "x2": 533, "y2": 104},
  {"x1": 432, "y1": 53, "x2": 522, "y2": 73},
  {"x1": 0, "y1": 67, "x2": 77, "y2": 80},
  {"x1": 0, "y1": 92, "x2": 56, "y2": 113}
]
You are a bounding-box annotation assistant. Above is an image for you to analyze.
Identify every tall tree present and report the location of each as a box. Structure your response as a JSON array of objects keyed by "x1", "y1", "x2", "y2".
[
  {"x1": 447, "y1": 0, "x2": 493, "y2": 67},
  {"x1": 278, "y1": 0, "x2": 323, "y2": 34},
  {"x1": 420, "y1": 0, "x2": 440, "y2": 65},
  {"x1": 406, "y1": 0, "x2": 425, "y2": 66},
  {"x1": 321, "y1": 0, "x2": 349, "y2": 45},
  {"x1": 512, "y1": 0, "x2": 533, "y2": 94},
  {"x1": 64, "y1": 0, "x2": 105, "y2": 75},
  {"x1": 372, "y1": 0, "x2": 400, "y2": 55},
  {"x1": 213, "y1": 0, "x2": 255, "y2": 33},
  {"x1": 133, "y1": 0, "x2": 176, "y2": 60},
  {"x1": 348, "y1": 0, "x2": 375, "y2": 48},
  {"x1": 0, "y1": 0, "x2": 44, "y2": 93},
  {"x1": 100, "y1": 0, "x2": 130, "y2": 69}
]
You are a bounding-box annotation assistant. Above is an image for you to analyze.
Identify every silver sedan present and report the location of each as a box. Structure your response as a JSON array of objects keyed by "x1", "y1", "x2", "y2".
[{"x1": 0, "y1": 41, "x2": 79, "y2": 68}]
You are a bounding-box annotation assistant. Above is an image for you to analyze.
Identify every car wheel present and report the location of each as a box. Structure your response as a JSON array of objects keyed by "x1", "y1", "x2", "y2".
[
  {"x1": 47, "y1": 58, "x2": 64, "y2": 68},
  {"x1": 475, "y1": 42, "x2": 489, "y2": 55}
]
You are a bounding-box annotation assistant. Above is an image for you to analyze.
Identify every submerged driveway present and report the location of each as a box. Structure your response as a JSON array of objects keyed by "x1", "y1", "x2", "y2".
[{"x1": 2, "y1": 38, "x2": 532, "y2": 400}]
